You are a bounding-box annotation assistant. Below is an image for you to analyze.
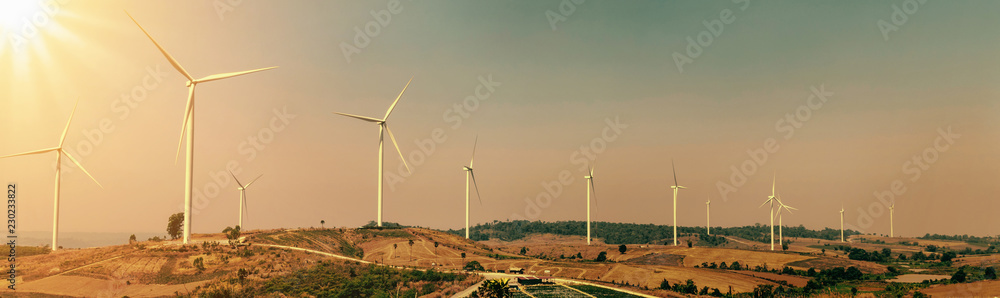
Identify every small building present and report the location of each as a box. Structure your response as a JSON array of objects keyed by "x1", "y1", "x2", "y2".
[
  {"x1": 517, "y1": 277, "x2": 542, "y2": 285},
  {"x1": 509, "y1": 267, "x2": 524, "y2": 274}
]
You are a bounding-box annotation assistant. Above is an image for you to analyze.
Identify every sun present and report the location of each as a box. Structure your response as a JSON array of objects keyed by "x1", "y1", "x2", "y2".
[{"x1": 0, "y1": 1, "x2": 44, "y2": 28}]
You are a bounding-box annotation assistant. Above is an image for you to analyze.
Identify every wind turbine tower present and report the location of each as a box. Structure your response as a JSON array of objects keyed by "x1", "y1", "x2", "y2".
[
  {"x1": 584, "y1": 160, "x2": 598, "y2": 245},
  {"x1": 670, "y1": 161, "x2": 686, "y2": 246},
  {"x1": 463, "y1": 136, "x2": 483, "y2": 239}
]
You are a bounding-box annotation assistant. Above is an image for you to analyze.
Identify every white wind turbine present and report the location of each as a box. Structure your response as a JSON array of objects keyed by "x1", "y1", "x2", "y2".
[
  {"x1": 584, "y1": 160, "x2": 598, "y2": 245},
  {"x1": 462, "y1": 136, "x2": 483, "y2": 239},
  {"x1": 229, "y1": 171, "x2": 262, "y2": 229},
  {"x1": 758, "y1": 173, "x2": 778, "y2": 250},
  {"x1": 0, "y1": 101, "x2": 103, "y2": 251},
  {"x1": 127, "y1": 12, "x2": 277, "y2": 244},
  {"x1": 706, "y1": 196, "x2": 711, "y2": 235},
  {"x1": 333, "y1": 78, "x2": 413, "y2": 227},
  {"x1": 889, "y1": 201, "x2": 895, "y2": 238},
  {"x1": 670, "y1": 160, "x2": 686, "y2": 246},
  {"x1": 774, "y1": 194, "x2": 798, "y2": 246},
  {"x1": 840, "y1": 205, "x2": 845, "y2": 242}
]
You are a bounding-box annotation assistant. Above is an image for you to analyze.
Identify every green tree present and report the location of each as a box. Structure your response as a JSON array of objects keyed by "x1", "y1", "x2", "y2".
[
  {"x1": 619, "y1": 244, "x2": 627, "y2": 254},
  {"x1": 434, "y1": 241, "x2": 439, "y2": 254},
  {"x1": 320, "y1": 220, "x2": 325, "y2": 228},
  {"x1": 476, "y1": 278, "x2": 509, "y2": 298},
  {"x1": 193, "y1": 257, "x2": 205, "y2": 273},
  {"x1": 687, "y1": 240, "x2": 693, "y2": 248},
  {"x1": 464, "y1": 260, "x2": 485, "y2": 271},
  {"x1": 461, "y1": 252, "x2": 466, "y2": 261},
  {"x1": 595, "y1": 251, "x2": 607, "y2": 262},
  {"x1": 952, "y1": 268, "x2": 967, "y2": 283},
  {"x1": 520, "y1": 247, "x2": 527, "y2": 255},
  {"x1": 222, "y1": 226, "x2": 242, "y2": 245},
  {"x1": 658, "y1": 278, "x2": 670, "y2": 290},
  {"x1": 167, "y1": 212, "x2": 184, "y2": 240},
  {"x1": 851, "y1": 287, "x2": 858, "y2": 296},
  {"x1": 985, "y1": 267, "x2": 997, "y2": 280},
  {"x1": 782, "y1": 243, "x2": 789, "y2": 251},
  {"x1": 408, "y1": 239, "x2": 415, "y2": 261},
  {"x1": 941, "y1": 251, "x2": 957, "y2": 262},
  {"x1": 129, "y1": 234, "x2": 137, "y2": 243}
]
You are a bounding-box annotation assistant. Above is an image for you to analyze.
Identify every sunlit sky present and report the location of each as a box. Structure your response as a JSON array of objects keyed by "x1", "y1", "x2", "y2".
[{"x1": 1, "y1": 1, "x2": 997, "y2": 239}]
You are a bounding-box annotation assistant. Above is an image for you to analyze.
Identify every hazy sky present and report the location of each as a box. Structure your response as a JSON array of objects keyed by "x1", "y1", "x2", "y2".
[{"x1": 1, "y1": 1, "x2": 997, "y2": 238}]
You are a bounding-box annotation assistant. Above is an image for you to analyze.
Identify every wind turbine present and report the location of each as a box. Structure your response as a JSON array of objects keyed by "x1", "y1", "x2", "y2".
[
  {"x1": 584, "y1": 160, "x2": 598, "y2": 245},
  {"x1": 333, "y1": 78, "x2": 413, "y2": 227},
  {"x1": 463, "y1": 136, "x2": 483, "y2": 239},
  {"x1": 127, "y1": 12, "x2": 277, "y2": 244},
  {"x1": 670, "y1": 160, "x2": 686, "y2": 246},
  {"x1": 889, "y1": 201, "x2": 895, "y2": 238},
  {"x1": 0, "y1": 100, "x2": 102, "y2": 251},
  {"x1": 774, "y1": 194, "x2": 798, "y2": 246},
  {"x1": 840, "y1": 205, "x2": 845, "y2": 242},
  {"x1": 706, "y1": 196, "x2": 711, "y2": 235},
  {"x1": 758, "y1": 173, "x2": 777, "y2": 250},
  {"x1": 229, "y1": 171, "x2": 262, "y2": 229}
]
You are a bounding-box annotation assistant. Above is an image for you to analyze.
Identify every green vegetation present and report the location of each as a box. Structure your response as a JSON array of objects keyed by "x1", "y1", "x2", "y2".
[
  {"x1": 15, "y1": 246, "x2": 50, "y2": 257},
  {"x1": 251, "y1": 260, "x2": 469, "y2": 297},
  {"x1": 448, "y1": 220, "x2": 859, "y2": 244},
  {"x1": 167, "y1": 212, "x2": 184, "y2": 240},
  {"x1": 570, "y1": 284, "x2": 644, "y2": 297},
  {"x1": 473, "y1": 278, "x2": 509, "y2": 298}
]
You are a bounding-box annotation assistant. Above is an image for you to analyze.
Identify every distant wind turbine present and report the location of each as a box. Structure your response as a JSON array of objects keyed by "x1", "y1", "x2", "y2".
[
  {"x1": 840, "y1": 205, "x2": 845, "y2": 242},
  {"x1": 584, "y1": 160, "x2": 598, "y2": 245},
  {"x1": 670, "y1": 160, "x2": 686, "y2": 246},
  {"x1": 463, "y1": 136, "x2": 483, "y2": 239},
  {"x1": 889, "y1": 201, "x2": 895, "y2": 238},
  {"x1": 333, "y1": 78, "x2": 413, "y2": 227},
  {"x1": 758, "y1": 173, "x2": 778, "y2": 250},
  {"x1": 706, "y1": 196, "x2": 711, "y2": 235},
  {"x1": 229, "y1": 171, "x2": 262, "y2": 229},
  {"x1": 127, "y1": 11, "x2": 277, "y2": 244},
  {"x1": 0, "y1": 100, "x2": 103, "y2": 251},
  {"x1": 774, "y1": 194, "x2": 798, "y2": 246}
]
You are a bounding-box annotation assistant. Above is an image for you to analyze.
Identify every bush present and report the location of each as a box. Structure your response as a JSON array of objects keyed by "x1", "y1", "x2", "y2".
[
  {"x1": 594, "y1": 251, "x2": 607, "y2": 262},
  {"x1": 464, "y1": 261, "x2": 485, "y2": 271}
]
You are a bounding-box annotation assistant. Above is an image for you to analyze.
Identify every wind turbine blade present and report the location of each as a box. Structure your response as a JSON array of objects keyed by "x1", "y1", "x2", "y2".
[
  {"x1": 758, "y1": 198, "x2": 771, "y2": 208},
  {"x1": 61, "y1": 151, "x2": 103, "y2": 188},
  {"x1": 590, "y1": 180, "x2": 598, "y2": 208},
  {"x1": 771, "y1": 172, "x2": 776, "y2": 196},
  {"x1": 470, "y1": 135, "x2": 478, "y2": 168},
  {"x1": 175, "y1": 86, "x2": 195, "y2": 163},
  {"x1": 383, "y1": 76, "x2": 413, "y2": 120},
  {"x1": 245, "y1": 174, "x2": 263, "y2": 188},
  {"x1": 384, "y1": 125, "x2": 410, "y2": 173},
  {"x1": 470, "y1": 170, "x2": 483, "y2": 205},
  {"x1": 0, "y1": 148, "x2": 59, "y2": 159},
  {"x1": 58, "y1": 100, "x2": 79, "y2": 147},
  {"x1": 591, "y1": 158, "x2": 597, "y2": 176},
  {"x1": 124, "y1": 11, "x2": 194, "y2": 82},
  {"x1": 229, "y1": 170, "x2": 244, "y2": 187},
  {"x1": 671, "y1": 159, "x2": 678, "y2": 187},
  {"x1": 332, "y1": 112, "x2": 381, "y2": 123},
  {"x1": 196, "y1": 67, "x2": 277, "y2": 83}
]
